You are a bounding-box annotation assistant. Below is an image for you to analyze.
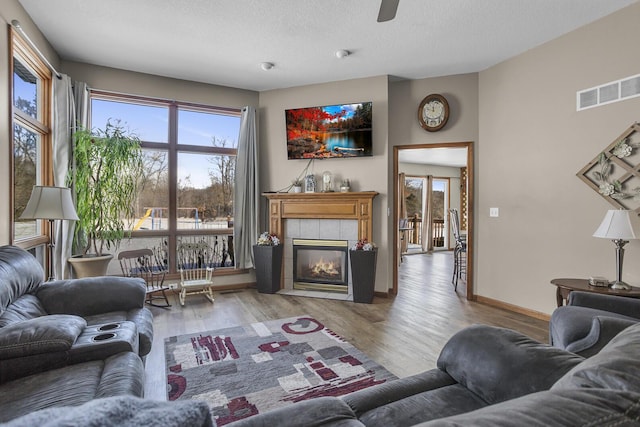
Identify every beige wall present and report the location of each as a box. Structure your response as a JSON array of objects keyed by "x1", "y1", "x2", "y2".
[
  {"x1": 61, "y1": 61, "x2": 258, "y2": 109},
  {"x1": 0, "y1": 0, "x2": 61, "y2": 245},
  {"x1": 477, "y1": 3, "x2": 640, "y2": 314},
  {"x1": 259, "y1": 76, "x2": 391, "y2": 291}
]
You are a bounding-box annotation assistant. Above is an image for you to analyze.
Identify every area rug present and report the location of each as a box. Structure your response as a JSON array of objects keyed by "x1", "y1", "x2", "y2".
[{"x1": 165, "y1": 315, "x2": 396, "y2": 425}]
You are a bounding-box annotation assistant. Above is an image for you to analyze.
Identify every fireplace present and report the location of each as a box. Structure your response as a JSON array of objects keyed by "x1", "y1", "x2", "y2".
[{"x1": 293, "y1": 239, "x2": 348, "y2": 293}]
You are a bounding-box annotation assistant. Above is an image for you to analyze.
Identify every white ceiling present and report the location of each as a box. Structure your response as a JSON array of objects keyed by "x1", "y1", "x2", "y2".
[{"x1": 18, "y1": 0, "x2": 636, "y2": 92}]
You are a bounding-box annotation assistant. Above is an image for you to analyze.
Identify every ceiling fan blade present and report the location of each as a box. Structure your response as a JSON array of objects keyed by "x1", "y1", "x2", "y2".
[{"x1": 377, "y1": 0, "x2": 399, "y2": 22}]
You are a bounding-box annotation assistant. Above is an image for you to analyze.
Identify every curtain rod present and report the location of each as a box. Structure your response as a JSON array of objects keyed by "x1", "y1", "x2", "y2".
[{"x1": 11, "y1": 20, "x2": 62, "y2": 80}]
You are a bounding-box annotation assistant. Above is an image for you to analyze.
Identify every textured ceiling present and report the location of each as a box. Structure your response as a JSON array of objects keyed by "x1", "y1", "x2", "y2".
[{"x1": 18, "y1": 0, "x2": 637, "y2": 92}]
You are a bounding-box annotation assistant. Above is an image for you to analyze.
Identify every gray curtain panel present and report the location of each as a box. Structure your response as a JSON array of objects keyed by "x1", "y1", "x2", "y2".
[
  {"x1": 233, "y1": 106, "x2": 259, "y2": 269},
  {"x1": 51, "y1": 75, "x2": 74, "y2": 279}
]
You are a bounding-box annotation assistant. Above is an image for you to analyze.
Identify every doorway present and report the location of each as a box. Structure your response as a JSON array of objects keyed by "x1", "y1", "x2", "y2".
[{"x1": 393, "y1": 142, "x2": 474, "y2": 299}]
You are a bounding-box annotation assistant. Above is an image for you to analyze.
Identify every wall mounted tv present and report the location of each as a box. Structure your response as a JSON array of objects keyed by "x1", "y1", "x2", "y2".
[{"x1": 285, "y1": 101, "x2": 372, "y2": 159}]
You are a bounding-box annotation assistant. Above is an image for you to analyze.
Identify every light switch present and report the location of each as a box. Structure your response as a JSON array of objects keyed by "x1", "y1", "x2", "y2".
[{"x1": 489, "y1": 207, "x2": 499, "y2": 217}]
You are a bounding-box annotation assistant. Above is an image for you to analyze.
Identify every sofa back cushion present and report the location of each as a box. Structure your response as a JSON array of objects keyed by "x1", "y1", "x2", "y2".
[
  {"x1": 0, "y1": 246, "x2": 43, "y2": 315},
  {"x1": 552, "y1": 322, "x2": 640, "y2": 393},
  {"x1": 0, "y1": 295, "x2": 47, "y2": 328}
]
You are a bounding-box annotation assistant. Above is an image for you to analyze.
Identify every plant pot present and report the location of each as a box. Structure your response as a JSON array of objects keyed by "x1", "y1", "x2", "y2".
[
  {"x1": 349, "y1": 249, "x2": 377, "y2": 303},
  {"x1": 68, "y1": 254, "x2": 114, "y2": 278},
  {"x1": 253, "y1": 244, "x2": 283, "y2": 294}
]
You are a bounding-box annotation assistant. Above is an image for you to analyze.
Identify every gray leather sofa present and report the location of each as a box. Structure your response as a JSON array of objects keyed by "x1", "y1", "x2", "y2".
[
  {"x1": 550, "y1": 290, "x2": 640, "y2": 357},
  {"x1": 0, "y1": 245, "x2": 154, "y2": 423},
  {"x1": 227, "y1": 323, "x2": 640, "y2": 426}
]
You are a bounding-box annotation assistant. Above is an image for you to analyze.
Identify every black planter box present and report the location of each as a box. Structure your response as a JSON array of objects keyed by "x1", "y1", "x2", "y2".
[
  {"x1": 253, "y1": 244, "x2": 283, "y2": 294},
  {"x1": 349, "y1": 249, "x2": 377, "y2": 303}
]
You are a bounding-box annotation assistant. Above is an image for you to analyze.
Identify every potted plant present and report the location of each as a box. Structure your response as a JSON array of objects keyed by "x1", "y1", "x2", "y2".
[
  {"x1": 252, "y1": 232, "x2": 283, "y2": 293},
  {"x1": 349, "y1": 238, "x2": 377, "y2": 303},
  {"x1": 291, "y1": 178, "x2": 303, "y2": 193},
  {"x1": 67, "y1": 119, "x2": 144, "y2": 278}
]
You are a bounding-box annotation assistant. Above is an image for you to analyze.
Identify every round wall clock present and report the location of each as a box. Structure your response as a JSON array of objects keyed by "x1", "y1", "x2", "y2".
[{"x1": 418, "y1": 94, "x2": 450, "y2": 132}]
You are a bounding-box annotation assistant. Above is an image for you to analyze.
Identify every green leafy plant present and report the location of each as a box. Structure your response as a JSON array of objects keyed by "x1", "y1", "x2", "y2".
[{"x1": 69, "y1": 119, "x2": 144, "y2": 256}]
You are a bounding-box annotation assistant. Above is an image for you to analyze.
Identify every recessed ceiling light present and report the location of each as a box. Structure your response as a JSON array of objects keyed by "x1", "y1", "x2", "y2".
[
  {"x1": 261, "y1": 62, "x2": 274, "y2": 71},
  {"x1": 335, "y1": 50, "x2": 350, "y2": 59}
]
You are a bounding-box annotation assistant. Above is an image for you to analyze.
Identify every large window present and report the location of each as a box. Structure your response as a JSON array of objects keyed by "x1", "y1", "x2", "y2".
[
  {"x1": 11, "y1": 30, "x2": 52, "y2": 253},
  {"x1": 90, "y1": 93, "x2": 240, "y2": 274}
]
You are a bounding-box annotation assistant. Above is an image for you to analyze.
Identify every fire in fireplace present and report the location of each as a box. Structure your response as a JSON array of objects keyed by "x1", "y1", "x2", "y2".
[{"x1": 293, "y1": 239, "x2": 348, "y2": 292}]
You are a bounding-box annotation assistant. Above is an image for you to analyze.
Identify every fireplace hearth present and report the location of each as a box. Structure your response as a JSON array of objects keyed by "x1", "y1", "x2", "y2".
[{"x1": 293, "y1": 239, "x2": 348, "y2": 293}]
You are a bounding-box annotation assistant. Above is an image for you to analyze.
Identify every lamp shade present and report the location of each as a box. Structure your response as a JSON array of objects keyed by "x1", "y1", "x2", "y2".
[
  {"x1": 19, "y1": 186, "x2": 79, "y2": 221},
  {"x1": 593, "y1": 209, "x2": 640, "y2": 240}
]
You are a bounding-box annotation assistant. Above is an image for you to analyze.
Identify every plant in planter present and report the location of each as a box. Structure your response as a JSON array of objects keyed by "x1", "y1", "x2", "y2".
[
  {"x1": 349, "y1": 238, "x2": 378, "y2": 303},
  {"x1": 291, "y1": 178, "x2": 303, "y2": 193},
  {"x1": 252, "y1": 232, "x2": 283, "y2": 293},
  {"x1": 67, "y1": 120, "x2": 144, "y2": 278}
]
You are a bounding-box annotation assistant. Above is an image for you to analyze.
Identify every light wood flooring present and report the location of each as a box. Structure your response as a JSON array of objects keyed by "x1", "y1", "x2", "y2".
[{"x1": 144, "y1": 250, "x2": 549, "y2": 400}]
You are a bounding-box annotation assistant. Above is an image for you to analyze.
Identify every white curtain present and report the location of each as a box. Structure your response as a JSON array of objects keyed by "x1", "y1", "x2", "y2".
[
  {"x1": 423, "y1": 175, "x2": 434, "y2": 252},
  {"x1": 233, "y1": 106, "x2": 259, "y2": 269},
  {"x1": 51, "y1": 75, "x2": 74, "y2": 279}
]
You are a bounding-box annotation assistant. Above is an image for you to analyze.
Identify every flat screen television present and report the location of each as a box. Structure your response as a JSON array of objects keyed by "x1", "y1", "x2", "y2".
[{"x1": 285, "y1": 101, "x2": 372, "y2": 159}]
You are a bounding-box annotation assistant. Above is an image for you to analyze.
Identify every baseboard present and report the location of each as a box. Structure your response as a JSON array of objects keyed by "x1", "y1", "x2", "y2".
[{"x1": 475, "y1": 295, "x2": 550, "y2": 322}]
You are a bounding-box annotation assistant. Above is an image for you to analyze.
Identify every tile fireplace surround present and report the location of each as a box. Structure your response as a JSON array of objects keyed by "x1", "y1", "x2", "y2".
[{"x1": 263, "y1": 192, "x2": 378, "y2": 301}]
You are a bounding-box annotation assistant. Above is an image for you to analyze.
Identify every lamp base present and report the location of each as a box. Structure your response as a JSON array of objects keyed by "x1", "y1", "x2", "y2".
[{"x1": 610, "y1": 280, "x2": 632, "y2": 290}]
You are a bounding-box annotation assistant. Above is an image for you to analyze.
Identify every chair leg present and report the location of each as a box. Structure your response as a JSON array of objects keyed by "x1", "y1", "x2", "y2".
[
  {"x1": 179, "y1": 288, "x2": 186, "y2": 306},
  {"x1": 204, "y1": 286, "x2": 215, "y2": 304},
  {"x1": 452, "y1": 247, "x2": 459, "y2": 288}
]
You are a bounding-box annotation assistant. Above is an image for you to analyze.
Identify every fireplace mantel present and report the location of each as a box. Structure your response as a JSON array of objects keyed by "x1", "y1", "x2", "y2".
[{"x1": 263, "y1": 191, "x2": 378, "y2": 241}]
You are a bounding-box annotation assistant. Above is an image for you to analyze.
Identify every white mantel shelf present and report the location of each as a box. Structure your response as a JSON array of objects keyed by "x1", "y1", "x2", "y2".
[{"x1": 262, "y1": 191, "x2": 379, "y2": 241}]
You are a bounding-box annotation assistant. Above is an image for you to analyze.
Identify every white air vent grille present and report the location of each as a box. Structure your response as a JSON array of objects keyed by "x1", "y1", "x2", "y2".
[{"x1": 577, "y1": 73, "x2": 640, "y2": 111}]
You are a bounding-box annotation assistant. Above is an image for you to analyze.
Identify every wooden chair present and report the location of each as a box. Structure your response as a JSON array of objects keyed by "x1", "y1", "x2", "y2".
[
  {"x1": 176, "y1": 242, "x2": 215, "y2": 306},
  {"x1": 118, "y1": 248, "x2": 171, "y2": 308},
  {"x1": 449, "y1": 208, "x2": 466, "y2": 291}
]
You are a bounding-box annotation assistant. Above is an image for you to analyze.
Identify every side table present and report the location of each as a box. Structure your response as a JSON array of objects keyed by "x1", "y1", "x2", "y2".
[{"x1": 550, "y1": 278, "x2": 640, "y2": 307}]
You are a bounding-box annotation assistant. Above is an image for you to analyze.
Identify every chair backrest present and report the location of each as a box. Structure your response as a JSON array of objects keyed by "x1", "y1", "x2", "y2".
[
  {"x1": 399, "y1": 218, "x2": 409, "y2": 229},
  {"x1": 118, "y1": 248, "x2": 166, "y2": 289},
  {"x1": 449, "y1": 208, "x2": 462, "y2": 241},
  {"x1": 176, "y1": 242, "x2": 214, "y2": 282}
]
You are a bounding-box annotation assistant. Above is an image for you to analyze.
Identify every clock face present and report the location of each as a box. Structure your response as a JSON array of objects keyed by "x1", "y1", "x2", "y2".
[{"x1": 418, "y1": 94, "x2": 449, "y2": 132}]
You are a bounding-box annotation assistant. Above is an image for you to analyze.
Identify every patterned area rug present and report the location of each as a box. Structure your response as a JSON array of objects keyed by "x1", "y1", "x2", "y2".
[{"x1": 165, "y1": 315, "x2": 396, "y2": 425}]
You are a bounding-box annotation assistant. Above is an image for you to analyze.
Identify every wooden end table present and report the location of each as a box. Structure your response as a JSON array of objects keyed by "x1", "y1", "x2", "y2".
[{"x1": 551, "y1": 278, "x2": 640, "y2": 307}]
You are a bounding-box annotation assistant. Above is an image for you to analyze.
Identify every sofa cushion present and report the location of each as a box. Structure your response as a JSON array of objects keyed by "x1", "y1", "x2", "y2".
[
  {"x1": 416, "y1": 388, "x2": 640, "y2": 427},
  {"x1": 0, "y1": 351, "x2": 144, "y2": 423},
  {"x1": 552, "y1": 322, "x2": 640, "y2": 393},
  {"x1": 437, "y1": 325, "x2": 583, "y2": 405},
  {"x1": 2, "y1": 396, "x2": 214, "y2": 427},
  {"x1": 0, "y1": 294, "x2": 47, "y2": 327},
  {"x1": 0, "y1": 314, "x2": 86, "y2": 359},
  {"x1": 0, "y1": 245, "x2": 43, "y2": 315}
]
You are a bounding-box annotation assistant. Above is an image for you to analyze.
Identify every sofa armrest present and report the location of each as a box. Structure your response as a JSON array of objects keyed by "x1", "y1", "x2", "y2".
[
  {"x1": 36, "y1": 277, "x2": 146, "y2": 316},
  {"x1": 0, "y1": 315, "x2": 86, "y2": 359},
  {"x1": 342, "y1": 369, "x2": 456, "y2": 417},
  {"x1": 436, "y1": 325, "x2": 584, "y2": 405},
  {"x1": 564, "y1": 316, "x2": 638, "y2": 357},
  {"x1": 226, "y1": 397, "x2": 362, "y2": 427},
  {"x1": 568, "y1": 291, "x2": 640, "y2": 319}
]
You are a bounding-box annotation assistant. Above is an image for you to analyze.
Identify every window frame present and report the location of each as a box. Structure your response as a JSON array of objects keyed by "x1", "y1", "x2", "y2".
[
  {"x1": 10, "y1": 28, "x2": 53, "y2": 250},
  {"x1": 89, "y1": 90, "x2": 241, "y2": 274}
]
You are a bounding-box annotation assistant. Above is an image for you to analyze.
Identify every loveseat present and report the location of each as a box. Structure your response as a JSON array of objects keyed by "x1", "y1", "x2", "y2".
[
  {"x1": 0, "y1": 245, "x2": 154, "y2": 423},
  {"x1": 228, "y1": 323, "x2": 640, "y2": 426},
  {"x1": 550, "y1": 290, "x2": 640, "y2": 357}
]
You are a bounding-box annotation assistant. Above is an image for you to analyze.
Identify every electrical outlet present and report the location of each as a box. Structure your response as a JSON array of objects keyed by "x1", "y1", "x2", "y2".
[{"x1": 489, "y1": 207, "x2": 499, "y2": 217}]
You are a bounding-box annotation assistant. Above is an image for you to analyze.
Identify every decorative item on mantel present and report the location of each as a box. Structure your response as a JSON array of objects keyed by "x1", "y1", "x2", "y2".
[
  {"x1": 340, "y1": 179, "x2": 351, "y2": 192},
  {"x1": 304, "y1": 174, "x2": 316, "y2": 193},
  {"x1": 322, "y1": 171, "x2": 334, "y2": 192},
  {"x1": 253, "y1": 232, "x2": 283, "y2": 294},
  {"x1": 291, "y1": 179, "x2": 303, "y2": 193},
  {"x1": 349, "y1": 238, "x2": 377, "y2": 303}
]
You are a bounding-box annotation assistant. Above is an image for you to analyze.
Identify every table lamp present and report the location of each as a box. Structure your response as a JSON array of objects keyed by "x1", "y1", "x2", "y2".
[
  {"x1": 593, "y1": 209, "x2": 640, "y2": 290},
  {"x1": 20, "y1": 186, "x2": 79, "y2": 280}
]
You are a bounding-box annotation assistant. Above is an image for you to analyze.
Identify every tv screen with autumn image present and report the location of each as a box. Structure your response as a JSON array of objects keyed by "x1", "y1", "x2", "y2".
[{"x1": 285, "y1": 101, "x2": 372, "y2": 159}]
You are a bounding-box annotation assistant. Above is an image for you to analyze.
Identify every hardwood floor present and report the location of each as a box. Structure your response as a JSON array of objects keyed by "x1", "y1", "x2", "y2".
[{"x1": 144, "y1": 250, "x2": 549, "y2": 400}]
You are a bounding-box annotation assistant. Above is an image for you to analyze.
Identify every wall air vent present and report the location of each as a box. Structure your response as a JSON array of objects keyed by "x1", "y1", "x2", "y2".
[{"x1": 577, "y1": 73, "x2": 640, "y2": 111}]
